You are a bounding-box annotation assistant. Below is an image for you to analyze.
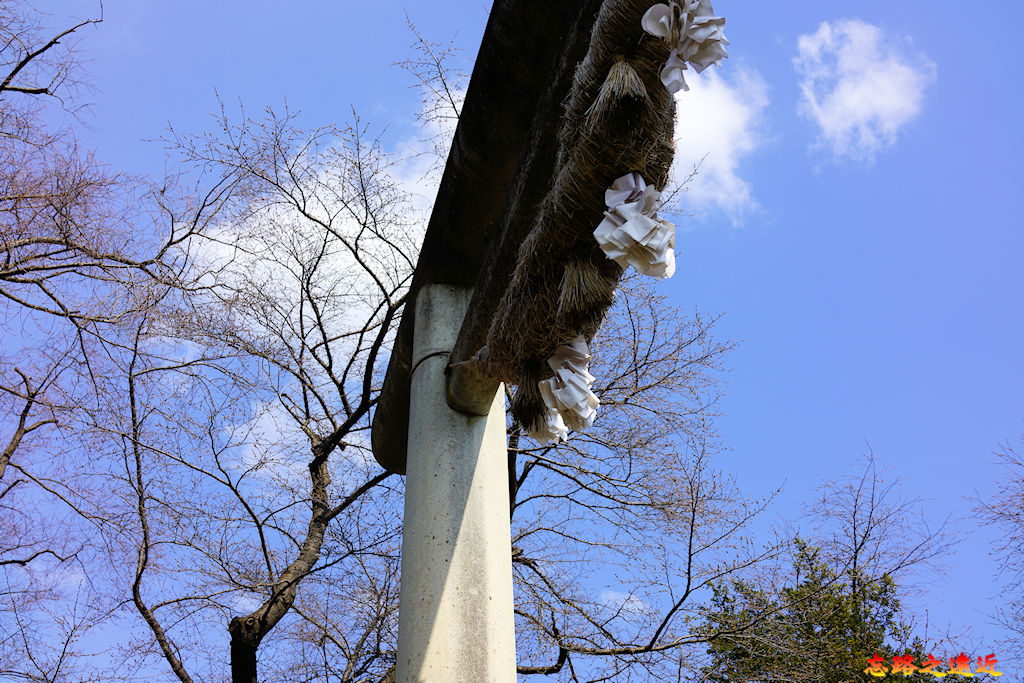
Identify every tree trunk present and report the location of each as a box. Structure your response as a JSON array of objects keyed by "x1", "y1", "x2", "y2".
[
  {"x1": 222, "y1": 458, "x2": 388, "y2": 682},
  {"x1": 225, "y1": 452, "x2": 329, "y2": 683},
  {"x1": 229, "y1": 616, "x2": 261, "y2": 683}
]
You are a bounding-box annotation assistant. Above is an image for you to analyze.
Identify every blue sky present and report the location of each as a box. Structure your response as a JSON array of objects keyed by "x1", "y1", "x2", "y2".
[{"x1": 50, "y1": 0, "x2": 1023, "y2": 670}]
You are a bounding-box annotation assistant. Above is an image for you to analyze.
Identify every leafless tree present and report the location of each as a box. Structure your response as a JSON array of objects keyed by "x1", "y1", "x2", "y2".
[
  {"x1": 0, "y1": 3, "x2": 234, "y2": 677},
  {"x1": 502, "y1": 279, "x2": 781, "y2": 682},
  {"x1": 0, "y1": 8, "x2": 426, "y2": 674},
  {"x1": 48, "y1": 102, "x2": 422, "y2": 682},
  {"x1": 803, "y1": 452, "x2": 951, "y2": 599},
  {"x1": 975, "y1": 436, "x2": 1024, "y2": 653},
  {"x1": 0, "y1": 3, "x2": 126, "y2": 678}
]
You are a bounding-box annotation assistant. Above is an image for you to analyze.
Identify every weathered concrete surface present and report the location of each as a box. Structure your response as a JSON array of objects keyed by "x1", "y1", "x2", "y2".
[{"x1": 396, "y1": 285, "x2": 515, "y2": 683}]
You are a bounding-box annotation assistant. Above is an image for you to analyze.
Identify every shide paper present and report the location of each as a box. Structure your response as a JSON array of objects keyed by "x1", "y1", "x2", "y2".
[
  {"x1": 529, "y1": 336, "x2": 600, "y2": 444},
  {"x1": 593, "y1": 172, "x2": 676, "y2": 278},
  {"x1": 641, "y1": 0, "x2": 729, "y2": 93},
  {"x1": 528, "y1": 405, "x2": 569, "y2": 445}
]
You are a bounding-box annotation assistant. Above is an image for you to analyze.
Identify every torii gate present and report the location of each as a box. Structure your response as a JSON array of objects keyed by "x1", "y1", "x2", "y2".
[{"x1": 370, "y1": 1, "x2": 725, "y2": 679}]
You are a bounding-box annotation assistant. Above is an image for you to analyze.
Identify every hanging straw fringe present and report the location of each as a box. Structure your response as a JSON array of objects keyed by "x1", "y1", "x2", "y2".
[
  {"x1": 477, "y1": 0, "x2": 677, "y2": 400},
  {"x1": 557, "y1": 257, "x2": 616, "y2": 321},
  {"x1": 587, "y1": 57, "x2": 649, "y2": 130},
  {"x1": 509, "y1": 361, "x2": 547, "y2": 435}
]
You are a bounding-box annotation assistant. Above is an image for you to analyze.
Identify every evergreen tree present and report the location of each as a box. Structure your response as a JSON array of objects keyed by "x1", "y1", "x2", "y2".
[{"x1": 700, "y1": 539, "x2": 933, "y2": 682}]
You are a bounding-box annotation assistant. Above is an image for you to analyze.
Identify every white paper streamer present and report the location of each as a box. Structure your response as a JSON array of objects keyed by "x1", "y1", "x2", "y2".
[
  {"x1": 604, "y1": 171, "x2": 659, "y2": 211},
  {"x1": 659, "y1": 50, "x2": 690, "y2": 95},
  {"x1": 641, "y1": 0, "x2": 729, "y2": 93},
  {"x1": 530, "y1": 336, "x2": 600, "y2": 443},
  {"x1": 594, "y1": 172, "x2": 676, "y2": 278},
  {"x1": 527, "y1": 405, "x2": 569, "y2": 444}
]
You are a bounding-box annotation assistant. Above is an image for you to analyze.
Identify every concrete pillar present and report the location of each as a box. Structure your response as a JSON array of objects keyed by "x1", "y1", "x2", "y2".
[{"x1": 396, "y1": 284, "x2": 516, "y2": 683}]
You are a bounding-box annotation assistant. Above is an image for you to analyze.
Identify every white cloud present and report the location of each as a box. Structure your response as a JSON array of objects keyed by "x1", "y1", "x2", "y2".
[
  {"x1": 669, "y1": 66, "x2": 770, "y2": 225},
  {"x1": 391, "y1": 88, "x2": 465, "y2": 219},
  {"x1": 794, "y1": 20, "x2": 936, "y2": 162},
  {"x1": 599, "y1": 589, "x2": 650, "y2": 616}
]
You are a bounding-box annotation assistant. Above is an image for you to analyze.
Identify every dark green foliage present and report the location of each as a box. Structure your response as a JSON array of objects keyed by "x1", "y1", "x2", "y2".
[{"x1": 700, "y1": 539, "x2": 933, "y2": 683}]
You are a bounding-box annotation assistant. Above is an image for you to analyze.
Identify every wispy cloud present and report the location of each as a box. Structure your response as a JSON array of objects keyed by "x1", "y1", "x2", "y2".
[
  {"x1": 795, "y1": 20, "x2": 936, "y2": 162},
  {"x1": 670, "y1": 66, "x2": 770, "y2": 225},
  {"x1": 599, "y1": 589, "x2": 650, "y2": 616}
]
